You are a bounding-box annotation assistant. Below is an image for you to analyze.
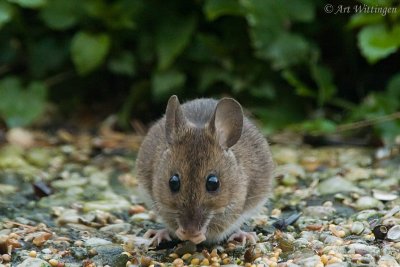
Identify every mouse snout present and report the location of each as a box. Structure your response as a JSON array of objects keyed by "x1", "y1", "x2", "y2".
[
  {"x1": 175, "y1": 226, "x2": 206, "y2": 244},
  {"x1": 175, "y1": 207, "x2": 209, "y2": 243}
]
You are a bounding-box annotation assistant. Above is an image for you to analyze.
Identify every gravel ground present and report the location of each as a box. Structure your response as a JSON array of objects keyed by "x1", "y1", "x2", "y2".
[{"x1": 0, "y1": 128, "x2": 399, "y2": 267}]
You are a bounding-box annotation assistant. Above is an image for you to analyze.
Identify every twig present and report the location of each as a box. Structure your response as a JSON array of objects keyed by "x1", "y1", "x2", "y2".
[
  {"x1": 43, "y1": 71, "x2": 75, "y2": 87},
  {"x1": 336, "y1": 112, "x2": 400, "y2": 132},
  {"x1": 5, "y1": 221, "x2": 35, "y2": 229},
  {"x1": 0, "y1": 64, "x2": 11, "y2": 76}
]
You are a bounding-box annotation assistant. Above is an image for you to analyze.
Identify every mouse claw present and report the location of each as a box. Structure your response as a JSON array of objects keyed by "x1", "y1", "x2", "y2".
[
  {"x1": 144, "y1": 228, "x2": 172, "y2": 246},
  {"x1": 228, "y1": 230, "x2": 258, "y2": 245}
]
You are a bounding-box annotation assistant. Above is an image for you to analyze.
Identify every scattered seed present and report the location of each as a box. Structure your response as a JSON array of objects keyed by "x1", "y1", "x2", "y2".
[
  {"x1": 141, "y1": 256, "x2": 152, "y2": 267},
  {"x1": 2, "y1": 254, "x2": 11, "y2": 262},
  {"x1": 329, "y1": 224, "x2": 346, "y2": 238},
  {"x1": 169, "y1": 253, "x2": 179, "y2": 259},
  {"x1": 190, "y1": 258, "x2": 200, "y2": 265},
  {"x1": 172, "y1": 258, "x2": 184, "y2": 266},
  {"x1": 181, "y1": 253, "x2": 191, "y2": 261},
  {"x1": 202, "y1": 249, "x2": 210, "y2": 259},
  {"x1": 129, "y1": 205, "x2": 146, "y2": 214},
  {"x1": 210, "y1": 256, "x2": 219, "y2": 263},
  {"x1": 306, "y1": 224, "x2": 323, "y2": 231},
  {"x1": 210, "y1": 248, "x2": 218, "y2": 258},
  {"x1": 200, "y1": 258, "x2": 209, "y2": 265},
  {"x1": 49, "y1": 259, "x2": 58, "y2": 267},
  {"x1": 223, "y1": 257, "x2": 231, "y2": 264},
  {"x1": 29, "y1": 250, "x2": 37, "y2": 258}
]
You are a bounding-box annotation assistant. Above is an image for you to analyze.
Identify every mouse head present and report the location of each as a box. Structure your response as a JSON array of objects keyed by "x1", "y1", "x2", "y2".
[{"x1": 152, "y1": 95, "x2": 249, "y2": 244}]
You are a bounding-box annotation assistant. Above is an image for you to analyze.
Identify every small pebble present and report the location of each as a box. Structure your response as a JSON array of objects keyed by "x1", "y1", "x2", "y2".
[
  {"x1": 29, "y1": 250, "x2": 37, "y2": 258},
  {"x1": 351, "y1": 221, "x2": 365, "y2": 235},
  {"x1": 74, "y1": 240, "x2": 84, "y2": 247}
]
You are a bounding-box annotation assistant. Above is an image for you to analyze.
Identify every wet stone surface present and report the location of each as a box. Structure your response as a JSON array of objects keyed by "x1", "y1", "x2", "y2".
[{"x1": 0, "y1": 131, "x2": 399, "y2": 267}]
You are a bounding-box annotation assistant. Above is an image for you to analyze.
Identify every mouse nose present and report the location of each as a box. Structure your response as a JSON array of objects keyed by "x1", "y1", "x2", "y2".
[{"x1": 176, "y1": 227, "x2": 206, "y2": 244}]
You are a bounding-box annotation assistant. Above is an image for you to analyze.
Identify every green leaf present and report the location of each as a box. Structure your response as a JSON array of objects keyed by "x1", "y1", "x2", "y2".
[
  {"x1": 198, "y1": 66, "x2": 232, "y2": 92},
  {"x1": 386, "y1": 73, "x2": 400, "y2": 103},
  {"x1": 240, "y1": 0, "x2": 285, "y2": 55},
  {"x1": 283, "y1": 0, "x2": 315, "y2": 22},
  {"x1": 357, "y1": 0, "x2": 392, "y2": 6},
  {"x1": 83, "y1": 0, "x2": 139, "y2": 30},
  {"x1": 250, "y1": 82, "x2": 276, "y2": 99},
  {"x1": 282, "y1": 70, "x2": 315, "y2": 98},
  {"x1": 156, "y1": 16, "x2": 196, "y2": 70},
  {"x1": 0, "y1": 1, "x2": 13, "y2": 29},
  {"x1": 8, "y1": 0, "x2": 47, "y2": 9},
  {"x1": 29, "y1": 38, "x2": 68, "y2": 77},
  {"x1": 376, "y1": 120, "x2": 400, "y2": 145},
  {"x1": 0, "y1": 77, "x2": 47, "y2": 127},
  {"x1": 311, "y1": 64, "x2": 337, "y2": 106},
  {"x1": 152, "y1": 70, "x2": 186, "y2": 102},
  {"x1": 266, "y1": 32, "x2": 310, "y2": 69},
  {"x1": 108, "y1": 51, "x2": 136, "y2": 76},
  {"x1": 39, "y1": 0, "x2": 82, "y2": 30},
  {"x1": 348, "y1": 13, "x2": 382, "y2": 29},
  {"x1": 358, "y1": 24, "x2": 399, "y2": 64},
  {"x1": 204, "y1": 0, "x2": 243, "y2": 21},
  {"x1": 71, "y1": 31, "x2": 111, "y2": 75},
  {"x1": 240, "y1": 0, "x2": 315, "y2": 61},
  {"x1": 299, "y1": 118, "x2": 337, "y2": 134}
]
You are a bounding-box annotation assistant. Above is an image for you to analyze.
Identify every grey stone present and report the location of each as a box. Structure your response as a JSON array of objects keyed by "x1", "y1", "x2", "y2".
[
  {"x1": 85, "y1": 237, "x2": 112, "y2": 247},
  {"x1": 318, "y1": 176, "x2": 359, "y2": 195},
  {"x1": 16, "y1": 258, "x2": 50, "y2": 267}
]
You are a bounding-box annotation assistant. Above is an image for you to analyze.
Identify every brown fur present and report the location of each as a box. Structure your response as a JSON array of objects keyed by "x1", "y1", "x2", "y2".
[{"x1": 135, "y1": 96, "x2": 274, "y2": 243}]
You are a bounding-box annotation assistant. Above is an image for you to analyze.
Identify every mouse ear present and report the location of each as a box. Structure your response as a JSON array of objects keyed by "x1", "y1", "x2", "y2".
[
  {"x1": 165, "y1": 95, "x2": 186, "y2": 144},
  {"x1": 209, "y1": 98, "x2": 243, "y2": 149}
]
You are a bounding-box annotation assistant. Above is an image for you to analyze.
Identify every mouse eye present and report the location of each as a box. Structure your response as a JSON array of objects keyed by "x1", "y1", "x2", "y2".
[
  {"x1": 206, "y1": 174, "x2": 220, "y2": 192},
  {"x1": 169, "y1": 174, "x2": 180, "y2": 193}
]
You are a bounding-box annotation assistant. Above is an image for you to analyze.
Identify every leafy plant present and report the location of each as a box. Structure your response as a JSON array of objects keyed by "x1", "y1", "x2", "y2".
[
  {"x1": 0, "y1": 0, "x2": 398, "y2": 144},
  {"x1": 0, "y1": 77, "x2": 47, "y2": 127}
]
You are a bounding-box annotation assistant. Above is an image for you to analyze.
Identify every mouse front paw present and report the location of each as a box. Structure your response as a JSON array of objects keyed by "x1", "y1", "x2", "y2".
[
  {"x1": 143, "y1": 228, "x2": 172, "y2": 246},
  {"x1": 228, "y1": 230, "x2": 258, "y2": 245}
]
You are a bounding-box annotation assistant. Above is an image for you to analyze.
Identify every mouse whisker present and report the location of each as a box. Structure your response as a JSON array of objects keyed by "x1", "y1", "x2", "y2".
[
  {"x1": 244, "y1": 194, "x2": 271, "y2": 200},
  {"x1": 151, "y1": 201, "x2": 181, "y2": 215},
  {"x1": 209, "y1": 207, "x2": 226, "y2": 215}
]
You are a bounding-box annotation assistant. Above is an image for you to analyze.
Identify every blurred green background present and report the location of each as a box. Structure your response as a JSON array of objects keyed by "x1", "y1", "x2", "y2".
[{"x1": 0, "y1": 0, "x2": 399, "y2": 143}]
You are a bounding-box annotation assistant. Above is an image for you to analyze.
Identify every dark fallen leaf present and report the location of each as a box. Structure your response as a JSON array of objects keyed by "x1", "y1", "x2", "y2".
[
  {"x1": 303, "y1": 134, "x2": 382, "y2": 147},
  {"x1": 244, "y1": 246, "x2": 254, "y2": 263},
  {"x1": 253, "y1": 225, "x2": 275, "y2": 236},
  {"x1": 155, "y1": 239, "x2": 181, "y2": 250},
  {"x1": 273, "y1": 213, "x2": 302, "y2": 230},
  {"x1": 32, "y1": 181, "x2": 53, "y2": 198}
]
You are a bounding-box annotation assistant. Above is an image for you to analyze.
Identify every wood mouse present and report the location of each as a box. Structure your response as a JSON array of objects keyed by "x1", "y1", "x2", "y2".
[{"x1": 136, "y1": 95, "x2": 274, "y2": 245}]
